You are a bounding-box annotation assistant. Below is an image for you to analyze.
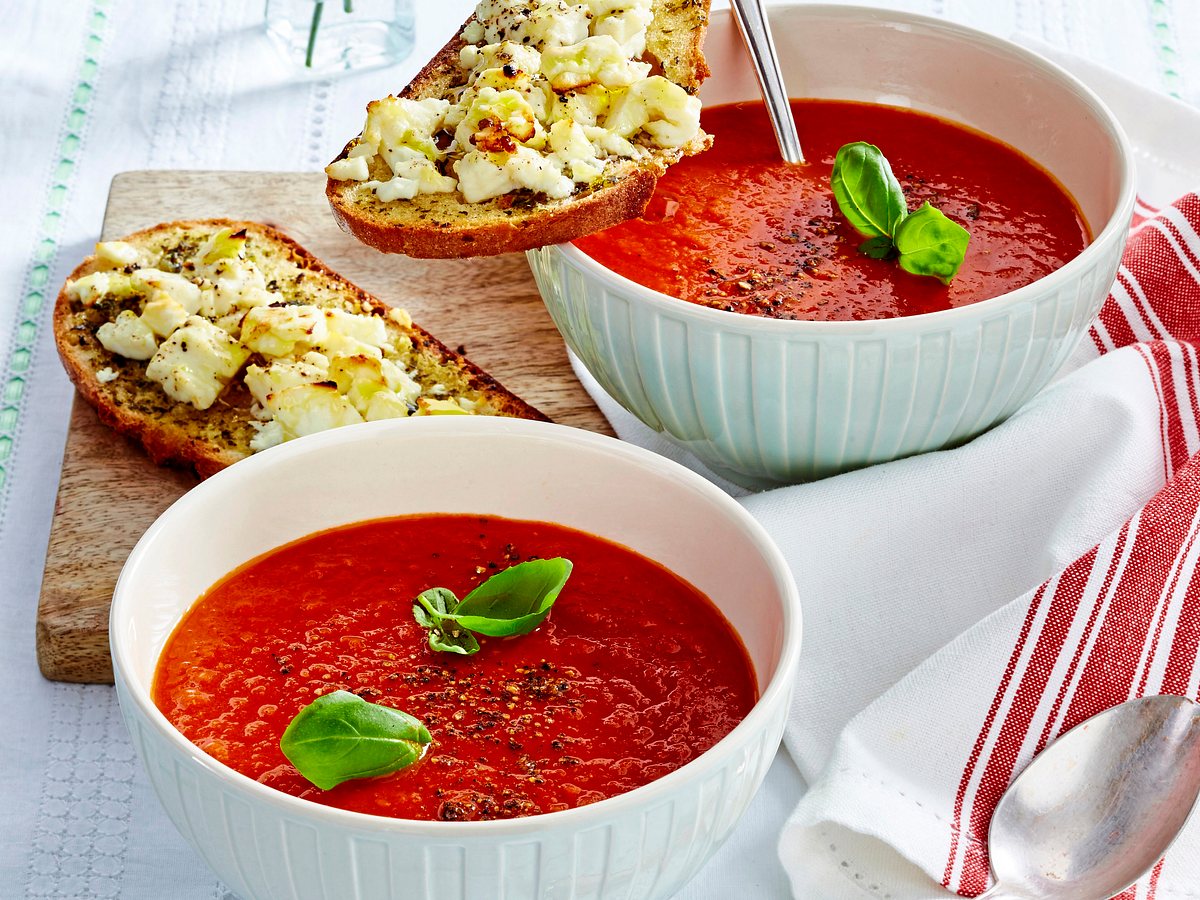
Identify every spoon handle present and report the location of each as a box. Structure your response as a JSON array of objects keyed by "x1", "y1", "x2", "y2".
[{"x1": 729, "y1": 0, "x2": 805, "y2": 164}]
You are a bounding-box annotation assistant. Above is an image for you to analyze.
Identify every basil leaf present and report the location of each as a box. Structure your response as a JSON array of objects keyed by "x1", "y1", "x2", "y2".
[
  {"x1": 280, "y1": 690, "x2": 431, "y2": 791},
  {"x1": 453, "y1": 558, "x2": 573, "y2": 637},
  {"x1": 894, "y1": 202, "x2": 970, "y2": 285},
  {"x1": 414, "y1": 587, "x2": 458, "y2": 624},
  {"x1": 858, "y1": 235, "x2": 897, "y2": 260},
  {"x1": 831, "y1": 142, "x2": 907, "y2": 240},
  {"x1": 413, "y1": 587, "x2": 480, "y2": 655},
  {"x1": 428, "y1": 626, "x2": 480, "y2": 655}
]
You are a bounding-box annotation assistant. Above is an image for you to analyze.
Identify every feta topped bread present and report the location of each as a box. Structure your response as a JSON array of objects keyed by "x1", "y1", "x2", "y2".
[
  {"x1": 54, "y1": 220, "x2": 546, "y2": 478},
  {"x1": 325, "y1": 0, "x2": 712, "y2": 258}
]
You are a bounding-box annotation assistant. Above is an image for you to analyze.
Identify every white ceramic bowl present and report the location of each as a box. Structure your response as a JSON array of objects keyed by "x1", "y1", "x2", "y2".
[
  {"x1": 529, "y1": 3, "x2": 1135, "y2": 489},
  {"x1": 111, "y1": 417, "x2": 802, "y2": 900}
]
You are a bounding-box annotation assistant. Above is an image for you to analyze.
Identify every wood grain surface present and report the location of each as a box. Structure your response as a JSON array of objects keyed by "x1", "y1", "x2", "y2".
[{"x1": 37, "y1": 170, "x2": 613, "y2": 684}]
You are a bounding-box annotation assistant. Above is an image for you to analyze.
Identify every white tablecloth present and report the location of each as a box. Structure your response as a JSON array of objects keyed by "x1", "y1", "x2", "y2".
[{"x1": 2, "y1": 2, "x2": 1198, "y2": 898}]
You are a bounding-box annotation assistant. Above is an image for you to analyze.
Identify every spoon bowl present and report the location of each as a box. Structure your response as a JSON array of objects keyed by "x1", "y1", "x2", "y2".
[{"x1": 981, "y1": 695, "x2": 1200, "y2": 899}]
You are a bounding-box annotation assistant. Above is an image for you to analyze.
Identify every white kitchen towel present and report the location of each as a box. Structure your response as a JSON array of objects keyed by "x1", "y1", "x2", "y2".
[{"x1": 775, "y1": 194, "x2": 1200, "y2": 898}]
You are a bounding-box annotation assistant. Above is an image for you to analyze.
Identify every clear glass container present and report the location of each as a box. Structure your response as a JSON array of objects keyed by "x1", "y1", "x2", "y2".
[{"x1": 265, "y1": 0, "x2": 416, "y2": 74}]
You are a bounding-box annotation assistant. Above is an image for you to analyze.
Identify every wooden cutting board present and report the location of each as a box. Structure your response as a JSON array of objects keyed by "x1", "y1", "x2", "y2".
[{"x1": 37, "y1": 170, "x2": 613, "y2": 684}]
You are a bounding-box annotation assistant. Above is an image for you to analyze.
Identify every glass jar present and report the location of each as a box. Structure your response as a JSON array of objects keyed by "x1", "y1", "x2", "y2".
[{"x1": 265, "y1": 0, "x2": 416, "y2": 73}]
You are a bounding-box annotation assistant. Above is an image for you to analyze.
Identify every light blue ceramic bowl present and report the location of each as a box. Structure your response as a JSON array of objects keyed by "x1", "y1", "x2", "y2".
[{"x1": 529, "y1": 4, "x2": 1135, "y2": 489}]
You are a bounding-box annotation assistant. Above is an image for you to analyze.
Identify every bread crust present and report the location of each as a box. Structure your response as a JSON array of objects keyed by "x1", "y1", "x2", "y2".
[
  {"x1": 326, "y1": 0, "x2": 712, "y2": 259},
  {"x1": 54, "y1": 219, "x2": 548, "y2": 480}
]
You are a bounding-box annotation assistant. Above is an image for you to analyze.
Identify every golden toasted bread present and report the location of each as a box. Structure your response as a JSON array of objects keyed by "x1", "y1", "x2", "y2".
[
  {"x1": 54, "y1": 219, "x2": 547, "y2": 478},
  {"x1": 326, "y1": 0, "x2": 712, "y2": 258}
]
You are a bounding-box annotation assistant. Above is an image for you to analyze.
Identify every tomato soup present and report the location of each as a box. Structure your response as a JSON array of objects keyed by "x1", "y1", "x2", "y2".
[
  {"x1": 574, "y1": 99, "x2": 1090, "y2": 321},
  {"x1": 153, "y1": 514, "x2": 756, "y2": 821}
]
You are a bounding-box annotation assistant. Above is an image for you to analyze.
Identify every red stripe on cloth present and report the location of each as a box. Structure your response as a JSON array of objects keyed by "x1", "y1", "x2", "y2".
[
  {"x1": 1147, "y1": 341, "x2": 1192, "y2": 473},
  {"x1": 1160, "y1": 551, "x2": 1200, "y2": 695},
  {"x1": 1148, "y1": 858, "x2": 1165, "y2": 899},
  {"x1": 1118, "y1": 269, "x2": 1167, "y2": 341},
  {"x1": 1098, "y1": 293, "x2": 1143, "y2": 351},
  {"x1": 1136, "y1": 515, "x2": 1200, "y2": 697},
  {"x1": 1033, "y1": 523, "x2": 1132, "y2": 755},
  {"x1": 1158, "y1": 208, "x2": 1200, "y2": 270},
  {"x1": 1135, "y1": 344, "x2": 1173, "y2": 482},
  {"x1": 1055, "y1": 494, "x2": 1198, "y2": 735},
  {"x1": 942, "y1": 583, "x2": 1050, "y2": 889},
  {"x1": 1121, "y1": 199, "x2": 1200, "y2": 344},
  {"x1": 1180, "y1": 342, "x2": 1200, "y2": 446},
  {"x1": 954, "y1": 551, "x2": 1099, "y2": 895}
]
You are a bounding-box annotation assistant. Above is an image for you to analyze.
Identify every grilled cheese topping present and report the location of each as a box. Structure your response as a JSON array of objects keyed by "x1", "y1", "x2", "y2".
[
  {"x1": 326, "y1": 0, "x2": 701, "y2": 204},
  {"x1": 69, "y1": 229, "x2": 481, "y2": 453}
]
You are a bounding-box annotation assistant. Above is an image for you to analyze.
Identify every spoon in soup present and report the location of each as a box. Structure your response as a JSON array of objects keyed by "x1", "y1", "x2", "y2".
[
  {"x1": 729, "y1": 0, "x2": 804, "y2": 163},
  {"x1": 976, "y1": 695, "x2": 1200, "y2": 899}
]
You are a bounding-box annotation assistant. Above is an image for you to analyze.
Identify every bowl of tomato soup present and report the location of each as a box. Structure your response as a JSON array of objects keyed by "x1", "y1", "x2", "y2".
[
  {"x1": 528, "y1": 3, "x2": 1135, "y2": 488},
  {"x1": 111, "y1": 417, "x2": 801, "y2": 900}
]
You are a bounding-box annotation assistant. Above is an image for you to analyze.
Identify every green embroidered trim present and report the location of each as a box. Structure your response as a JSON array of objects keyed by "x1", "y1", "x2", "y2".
[
  {"x1": 1150, "y1": 0, "x2": 1183, "y2": 99},
  {"x1": 0, "y1": 1, "x2": 112, "y2": 502}
]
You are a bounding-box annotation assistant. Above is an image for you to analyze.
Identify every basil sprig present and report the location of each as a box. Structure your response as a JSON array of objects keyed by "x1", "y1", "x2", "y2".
[
  {"x1": 413, "y1": 557, "x2": 573, "y2": 655},
  {"x1": 830, "y1": 141, "x2": 970, "y2": 284},
  {"x1": 280, "y1": 690, "x2": 431, "y2": 790}
]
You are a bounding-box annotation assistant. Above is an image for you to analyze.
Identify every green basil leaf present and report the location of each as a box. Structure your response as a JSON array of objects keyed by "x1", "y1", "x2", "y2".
[
  {"x1": 414, "y1": 587, "x2": 458, "y2": 624},
  {"x1": 858, "y1": 235, "x2": 897, "y2": 260},
  {"x1": 412, "y1": 587, "x2": 480, "y2": 655},
  {"x1": 280, "y1": 690, "x2": 431, "y2": 791},
  {"x1": 428, "y1": 626, "x2": 480, "y2": 655},
  {"x1": 894, "y1": 202, "x2": 970, "y2": 285},
  {"x1": 453, "y1": 558, "x2": 574, "y2": 637},
  {"x1": 831, "y1": 142, "x2": 907, "y2": 240}
]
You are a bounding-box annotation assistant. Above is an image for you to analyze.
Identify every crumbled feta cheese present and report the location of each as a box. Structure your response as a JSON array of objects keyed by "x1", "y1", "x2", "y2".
[
  {"x1": 96, "y1": 367, "x2": 119, "y2": 383},
  {"x1": 241, "y1": 305, "x2": 327, "y2": 357},
  {"x1": 269, "y1": 383, "x2": 364, "y2": 439},
  {"x1": 68, "y1": 272, "x2": 108, "y2": 306},
  {"x1": 605, "y1": 75, "x2": 701, "y2": 147},
  {"x1": 96, "y1": 310, "x2": 158, "y2": 361},
  {"x1": 131, "y1": 269, "x2": 202, "y2": 314},
  {"x1": 144, "y1": 316, "x2": 250, "y2": 410},
  {"x1": 456, "y1": 146, "x2": 573, "y2": 203},
  {"x1": 244, "y1": 357, "x2": 331, "y2": 411},
  {"x1": 589, "y1": 0, "x2": 653, "y2": 57},
  {"x1": 325, "y1": 156, "x2": 371, "y2": 181},
  {"x1": 140, "y1": 294, "x2": 191, "y2": 338},
  {"x1": 248, "y1": 419, "x2": 285, "y2": 452},
  {"x1": 95, "y1": 241, "x2": 142, "y2": 269},
  {"x1": 540, "y1": 36, "x2": 650, "y2": 92},
  {"x1": 365, "y1": 390, "x2": 415, "y2": 421}
]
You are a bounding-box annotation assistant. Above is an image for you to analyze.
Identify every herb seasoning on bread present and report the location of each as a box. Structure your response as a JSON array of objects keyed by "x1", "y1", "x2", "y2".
[
  {"x1": 54, "y1": 220, "x2": 546, "y2": 478},
  {"x1": 325, "y1": 0, "x2": 713, "y2": 258}
]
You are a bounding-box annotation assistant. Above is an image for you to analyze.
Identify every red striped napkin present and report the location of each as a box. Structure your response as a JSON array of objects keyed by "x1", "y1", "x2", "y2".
[{"x1": 774, "y1": 193, "x2": 1200, "y2": 898}]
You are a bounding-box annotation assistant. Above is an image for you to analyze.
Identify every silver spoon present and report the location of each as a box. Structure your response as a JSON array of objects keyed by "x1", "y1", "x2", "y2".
[
  {"x1": 978, "y1": 695, "x2": 1200, "y2": 899},
  {"x1": 729, "y1": 0, "x2": 804, "y2": 163}
]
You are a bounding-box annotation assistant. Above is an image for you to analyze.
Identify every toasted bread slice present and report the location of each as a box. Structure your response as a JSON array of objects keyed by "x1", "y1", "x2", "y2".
[
  {"x1": 326, "y1": 0, "x2": 712, "y2": 258},
  {"x1": 54, "y1": 220, "x2": 547, "y2": 479}
]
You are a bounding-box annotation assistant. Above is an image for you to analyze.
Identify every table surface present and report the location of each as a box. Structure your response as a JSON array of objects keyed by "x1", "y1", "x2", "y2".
[{"x1": 2, "y1": 2, "x2": 1198, "y2": 898}]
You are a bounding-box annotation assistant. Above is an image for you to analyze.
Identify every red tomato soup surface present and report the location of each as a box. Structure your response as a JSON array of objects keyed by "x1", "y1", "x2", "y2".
[
  {"x1": 574, "y1": 99, "x2": 1090, "y2": 321},
  {"x1": 153, "y1": 514, "x2": 757, "y2": 821}
]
